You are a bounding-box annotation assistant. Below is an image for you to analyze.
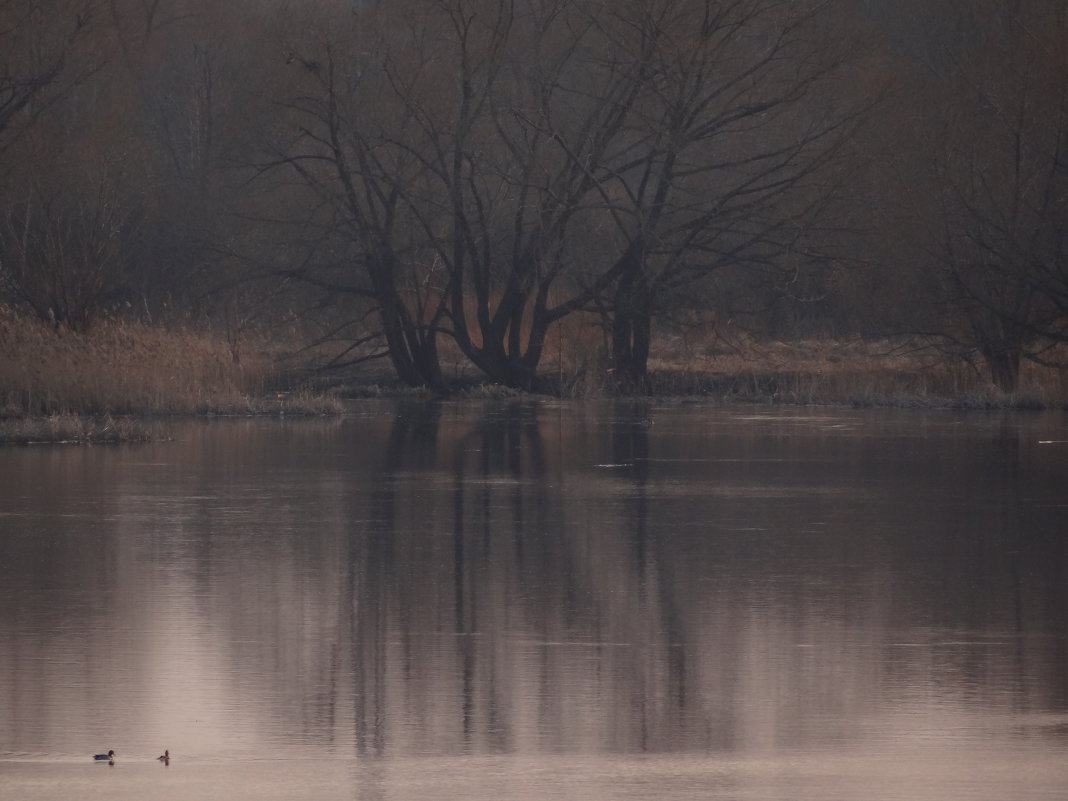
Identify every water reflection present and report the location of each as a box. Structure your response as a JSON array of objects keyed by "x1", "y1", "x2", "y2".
[{"x1": 0, "y1": 402, "x2": 1066, "y2": 782}]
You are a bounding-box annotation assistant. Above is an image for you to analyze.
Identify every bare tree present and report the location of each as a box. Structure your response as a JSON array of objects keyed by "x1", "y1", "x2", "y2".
[
  {"x1": 0, "y1": 157, "x2": 141, "y2": 329},
  {"x1": 0, "y1": 0, "x2": 101, "y2": 156},
  {"x1": 912, "y1": 0, "x2": 1068, "y2": 391},
  {"x1": 0, "y1": 1, "x2": 281, "y2": 330},
  {"x1": 270, "y1": 0, "x2": 860, "y2": 391},
  {"x1": 264, "y1": 4, "x2": 450, "y2": 387},
  {"x1": 393, "y1": 0, "x2": 656, "y2": 389},
  {"x1": 0, "y1": 1, "x2": 120, "y2": 327},
  {"x1": 572, "y1": 0, "x2": 862, "y2": 388}
]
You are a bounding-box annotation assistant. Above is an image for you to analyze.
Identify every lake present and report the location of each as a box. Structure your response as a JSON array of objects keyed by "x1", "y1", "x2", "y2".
[{"x1": 1, "y1": 400, "x2": 1066, "y2": 800}]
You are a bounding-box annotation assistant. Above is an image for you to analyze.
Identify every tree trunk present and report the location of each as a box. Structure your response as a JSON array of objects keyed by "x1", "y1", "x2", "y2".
[
  {"x1": 970, "y1": 311, "x2": 1025, "y2": 393},
  {"x1": 609, "y1": 259, "x2": 653, "y2": 393},
  {"x1": 611, "y1": 309, "x2": 651, "y2": 392},
  {"x1": 979, "y1": 340, "x2": 1022, "y2": 394},
  {"x1": 377, "y1": 290, "x2": 444, "y2": 391}
]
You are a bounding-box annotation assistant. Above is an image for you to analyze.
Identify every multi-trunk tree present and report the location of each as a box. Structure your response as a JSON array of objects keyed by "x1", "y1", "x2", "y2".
[{"x1": 273, "y1": 0, "x2": 858, "y2": 391}]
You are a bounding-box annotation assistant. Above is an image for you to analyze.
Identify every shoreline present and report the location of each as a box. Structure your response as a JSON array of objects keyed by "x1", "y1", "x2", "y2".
[
  {"x1": 3, "y1": 311, "x2": 1065, "y2": 444},
  {"x1": 3, "y1": 374, "x2": 1063, "y2": 446}
]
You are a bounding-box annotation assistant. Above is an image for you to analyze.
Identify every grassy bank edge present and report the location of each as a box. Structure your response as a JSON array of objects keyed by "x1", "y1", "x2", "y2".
[
  {"x1": 4, "y1": 371, "x2": 1064, "y2": 446},
  {"x1": 3, "y1": 308, "x2": 1065, "y2": 444},
  {"x1": 0, "y1": 390, "x2": 355, "y2": 445}
]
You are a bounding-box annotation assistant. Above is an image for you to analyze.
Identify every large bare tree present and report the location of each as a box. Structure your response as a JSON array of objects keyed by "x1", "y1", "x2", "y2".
[
  {"x1": 568, "y1": 0, "x2": 862, "y2": 387},
  {"x1": 271, "y1": 0, "x2": 860, "y2": 390}
]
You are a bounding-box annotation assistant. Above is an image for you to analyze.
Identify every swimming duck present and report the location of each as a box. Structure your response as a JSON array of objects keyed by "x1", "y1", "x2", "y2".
[
  {"x1": 158, "y1": 750, "x2": 170, "y2": 762},
  {"x1": 93, "y1": 750, "x2": 115, "y2": 761}
]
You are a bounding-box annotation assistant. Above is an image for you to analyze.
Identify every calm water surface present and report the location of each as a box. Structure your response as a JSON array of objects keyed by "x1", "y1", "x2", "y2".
[{"x1": 1, "y1": 400, "x2": 1066, "y2": 800}]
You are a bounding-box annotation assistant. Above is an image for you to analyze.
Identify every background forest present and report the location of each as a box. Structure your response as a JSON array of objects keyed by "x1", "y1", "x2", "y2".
[{"x1": 2, "y1": 0, "x2": 1068, "y2": 409}]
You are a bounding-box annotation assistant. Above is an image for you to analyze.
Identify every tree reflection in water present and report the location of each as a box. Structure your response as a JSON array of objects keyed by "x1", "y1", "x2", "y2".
[{"x1": 0, "y1": 401, "x2": 1065, "y2": 773}]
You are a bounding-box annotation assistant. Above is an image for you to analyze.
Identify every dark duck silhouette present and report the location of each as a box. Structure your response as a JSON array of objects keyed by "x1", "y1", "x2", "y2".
[
  {"x1": 93, "y1": 750, "x2": 115, "y2": 761},
  {"x1": 158, "y1": 750, "x2": 170, "y2": 763}
]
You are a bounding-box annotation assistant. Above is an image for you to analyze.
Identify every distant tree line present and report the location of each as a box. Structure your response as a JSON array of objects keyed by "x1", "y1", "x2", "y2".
[{"x1": 0, "y1": 0, "x2": 1065, "y2": 393}]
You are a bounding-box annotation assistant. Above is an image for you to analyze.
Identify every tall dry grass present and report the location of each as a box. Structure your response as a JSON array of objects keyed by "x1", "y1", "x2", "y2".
[
  {"x1": 642, "y1": 333, "x2": 1068, "y2": 408},
  {"x1": 467, "y1": 309, "x2": 1068, "y2": 406},
  {"x1": 3, "y1": 303, "x2": 1064, "y2": 417},
  {"x1": 0, "y1": 305, "x2": 338, "y2": 418}
]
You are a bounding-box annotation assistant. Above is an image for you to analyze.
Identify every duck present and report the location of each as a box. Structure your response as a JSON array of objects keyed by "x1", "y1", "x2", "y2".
[
  {"x1": 93, "y1": 750, "x2": 115, "y2": 761},
  {"x1": 158, "y1": 750, "x2": 170, "y2": 762}
]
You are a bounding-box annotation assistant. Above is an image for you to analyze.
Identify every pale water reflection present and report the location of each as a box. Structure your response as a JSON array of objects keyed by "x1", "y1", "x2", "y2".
[{"x1": 0, "y1": 401, "x2": 1066, "y2": 800}]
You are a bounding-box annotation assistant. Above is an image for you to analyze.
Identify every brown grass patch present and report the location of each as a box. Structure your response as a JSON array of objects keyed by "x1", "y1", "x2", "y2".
[
  {"x1": 527, "y1": 316, "x2": 1068, "y2": 406},
  {"x1": 0, "y1": 305, "x2": 343, "y2": 420},
  {"x1": 641, "y1": 333, "x2": 1068, "y2": 407},
  {"x1": 3, "y1": 303, "x2": 1065, "y2": 413}
]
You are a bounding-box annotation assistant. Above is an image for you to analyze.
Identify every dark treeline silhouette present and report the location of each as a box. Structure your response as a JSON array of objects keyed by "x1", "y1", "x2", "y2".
[{"x1": 1, "y1": 0, "x2": 1065, "y2": 393}]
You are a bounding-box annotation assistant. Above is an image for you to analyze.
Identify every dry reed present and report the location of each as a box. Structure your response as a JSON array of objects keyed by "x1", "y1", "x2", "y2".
[
  {"x1": 0, "y1": 306, "x2": 344, "y2": 442},
  {"x1": 641, "y1": 333, "x2": 1068, "y2": 408},
  {"x1": 0, "y1": 306, "x2": 276, "y2": 416},
  {"x1": 3, "y1": 305, "x2": 1064, "y2": 425}
]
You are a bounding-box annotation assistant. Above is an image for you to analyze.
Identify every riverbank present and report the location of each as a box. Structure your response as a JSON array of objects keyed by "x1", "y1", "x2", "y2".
[
  {"x1": 638, "y1": 334, "x2": 1068, "y2": 409},
  {"x1": 2, "y1": 309, "x2": 1066, "y2": 444},
  {"x1": 0, "y1": 413, "x2": 160, "y2": 445},
  {"x1": 484, "y1": 333, "x2": 1068, "y2": 409},
  {"x1": 0, "y1": 306, "x2": 347, "y2": 443}
]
